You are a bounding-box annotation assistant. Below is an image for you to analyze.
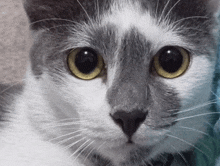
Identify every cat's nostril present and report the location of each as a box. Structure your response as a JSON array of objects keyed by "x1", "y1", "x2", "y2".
[{"x1": 110, "y1": 110, "x2": 147, "y2": 138}]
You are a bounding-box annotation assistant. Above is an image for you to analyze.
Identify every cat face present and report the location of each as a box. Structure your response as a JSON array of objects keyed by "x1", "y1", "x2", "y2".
[{"x1": 24, "y1": 0, "x2": 219, "y2": 165}]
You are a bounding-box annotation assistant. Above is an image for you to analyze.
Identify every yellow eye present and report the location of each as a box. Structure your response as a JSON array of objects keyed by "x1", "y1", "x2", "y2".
[
  {"x1": 67, "y1": 47, "x2": 104, "y2": 80},
  {"x1": 153, "y1": 46, "x2": 190, "y2": 79}
]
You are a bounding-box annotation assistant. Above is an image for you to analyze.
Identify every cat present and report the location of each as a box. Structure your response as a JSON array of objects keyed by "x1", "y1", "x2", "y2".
[{"x1": 0, "y1": 0, "x2": 220, "y2": 165}]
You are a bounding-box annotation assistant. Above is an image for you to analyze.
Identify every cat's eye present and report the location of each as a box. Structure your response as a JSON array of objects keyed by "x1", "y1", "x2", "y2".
[
  {"x1": 67, "y1": 47, "x2": 104, "y2": 80},
  {"x1": 153, "y1": 46, "x2": 190, "y2": 79}
]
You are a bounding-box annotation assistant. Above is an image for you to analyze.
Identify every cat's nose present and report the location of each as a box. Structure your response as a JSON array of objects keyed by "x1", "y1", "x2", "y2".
[{"x1": 110, "y1": 110, "x2": 147, "y2": 138}]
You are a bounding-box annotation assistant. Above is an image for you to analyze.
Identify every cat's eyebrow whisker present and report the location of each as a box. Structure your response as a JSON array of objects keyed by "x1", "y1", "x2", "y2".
[
  {"x1": 172, "y1": 16, "x2": 209, "y2": 27},
  {"x1": 166, "y1": 133, "x2": 211, "y2": 160},
  {"x1": 44, "y1": 24, "x2": 74, "y2": 32},
  {"x1": 176, "y1": 100, "x2": 217, "y2": 114},
  {"x1": 175, "y1": 112, "x2": 220, "y2": 122},
  {"x1": 158, "y1": 0, "x2": 171, "y2": 23},
  {"x1": 163, "y1": 0, "x2": 181, "y2": 22},
  {"x1": 76, "y1": 0, "x2": 93, "y2": 24},
  {"x1": 29, "y1": 18, "x2": 78, "y2": 26},
  {"x1": 178, "y1": 27, "x2": 209, "y2": 34},
  {"x1": 155, "y1": 0, "x2": 159, "y2": 17},
  {"x1": 96, "y1": 0, "x2": 100, "y2": 22}
]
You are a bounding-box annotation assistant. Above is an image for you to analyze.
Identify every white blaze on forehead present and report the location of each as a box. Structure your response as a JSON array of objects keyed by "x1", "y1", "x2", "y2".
[{"x1": 101, "y1": 2, "x2": 184, "y2": 51}]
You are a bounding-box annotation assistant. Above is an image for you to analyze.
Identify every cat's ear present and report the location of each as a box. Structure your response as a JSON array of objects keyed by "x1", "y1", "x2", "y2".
[{"x1": 22, "y1": 0, "x2": 98, "y2": 30}]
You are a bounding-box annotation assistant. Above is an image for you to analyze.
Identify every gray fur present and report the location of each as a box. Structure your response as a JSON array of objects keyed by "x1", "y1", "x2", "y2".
[
  {"x1": 26, "y1": 0, "x2": 217, "y2": 78},
  {"x1": 0, "y1": 84, "x2": 23, "y2": 122},
  {"x1": 17, "y1": 0, "x2": 219, "y2": 165}
]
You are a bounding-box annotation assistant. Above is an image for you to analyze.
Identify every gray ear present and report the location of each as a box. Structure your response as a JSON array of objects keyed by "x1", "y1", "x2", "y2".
[{"x1": 23, "y1": 0, "x2": 104, "y2": 30}]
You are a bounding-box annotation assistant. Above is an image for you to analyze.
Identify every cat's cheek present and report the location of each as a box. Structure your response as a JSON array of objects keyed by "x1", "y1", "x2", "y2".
[
  {"x1": 162, "y1": 55, "x2": 215, "y2": 106},
  {"x1": 61, "y1": 77, "x2": 126, "y2": 139},
  {"x1": 133, "y1": 125, "x2": 168, "y2": 145},
  {"x1": 159, "y1": 55, "x2": 216, "y2": 153}
]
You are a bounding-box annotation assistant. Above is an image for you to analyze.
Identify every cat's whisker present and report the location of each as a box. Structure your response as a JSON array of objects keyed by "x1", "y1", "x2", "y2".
[
  {"x1": 178, "y1": 27, "x2": 209, "y2": 34},
  {"x1": 166, "y1": 133, "x2": 211, "y2": 160},
  {"x1": 176, "y1": 100, "x2": 217, "y2": 114},
  {"x1": 76, "y1": 0, "x2": 93, "y2": 24},
  {"x1": 158, "y1": 0, "x2": 171, "y2": 23},
  {"x1": 48, "y1": 129, "x2": 87, "y2": 142},
  {"x1": 177, "y1": 126, "x2": 212, "y2": 152},
  {"x1": 83, "y1": 147, "x2": 95, "y2": 163},
  {"x1": 57, "y1": 120, "x2": 88, "y2": 125},
  {"x1": 64, "y1": 136, "x2": 87, "y2": 151},
  {"x1": 84, "y1": 141, "x2": 106, "y2": 163},
  {"x1": 43, "y1": 122, "x2": 83, "y2": 129},
  {"x1": 29, "y1": 18, "x2": 78, "y2": 26},
  {"x1": 172, "y1": 16, "x2": 209, "y2": 27},
  {"x1": 148, "y1": 161, "x2": 153, "y2": 166},
  {"x1": 54, "y1": 117, "x2": 82, "y2": 123},
  {"x1": 204, "y1": 121, "x2": 215, "y2": 130},
  {"x1": 56, "y1": 133, "x2": 83, "y2": 145},
  {"x1": 51, "y1": 121, "x2": 83, "y2": 126},
  {"x1": 70, "y1": 139, "x2": 91, "y2": 159},
  {"x1": 96, "y1": 0, "x2": 100, "y2": 22},
  {"x1": 211, "y1": 90, "x2": 220, "y2": 100},
  {"x1": 168, "y1": 144, "x2": 189, "y2": 166},
  {"x1": 163, "y1": 0, "x2": 181, "y2": 22},
  {"x1": 43, "y1": 24, "x2": 73, "y2": 32},
  {"x1": 73, "y1": 140, "x2": 94, "y2": 162},
  {"x1": 0, "y1": 81, "x2": 23, "y2": 95},
  {"x1": 178, "y1": 126, "x2": 209, "y2": 136},
  {"x1": 155, "y1": 0, "x2": 159, "y2": 17},
  {"x1": 176, "y1": 112, "x2": 220, "y2": 122}
]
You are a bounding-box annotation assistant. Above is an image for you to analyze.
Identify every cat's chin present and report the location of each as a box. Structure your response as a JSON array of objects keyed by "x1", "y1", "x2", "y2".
[{"x1": 92, "y1": 140, "x2": 154, "y2": 165}]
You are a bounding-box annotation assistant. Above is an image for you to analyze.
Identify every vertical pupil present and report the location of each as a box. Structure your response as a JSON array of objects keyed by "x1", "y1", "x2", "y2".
[
  {"x1": 159, "y1": 47, "x2": 183, "y2": 73},
  {"x1": 75, "y1": 49, "x2": 98, "y2": 74}
]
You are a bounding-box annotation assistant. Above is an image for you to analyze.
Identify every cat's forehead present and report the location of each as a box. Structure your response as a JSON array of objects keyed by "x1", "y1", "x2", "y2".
[
  {"x1": 26, "y1": 0, "x2": 218, "y2": 78},
  {"x1": 73, "y1": 0, "x2": 214, "y2": 59},
  {"x1": 24, "y1": 0, "x2": 213, "y2": 30},
  {"x1": 100, "y1": 2, "x2": 183, "y2": 50}
]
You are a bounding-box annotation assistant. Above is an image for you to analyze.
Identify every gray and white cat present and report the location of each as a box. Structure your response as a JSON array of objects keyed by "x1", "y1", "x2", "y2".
[{"x1": 0, "y1": 0, "x2": 220, "y2": 165}]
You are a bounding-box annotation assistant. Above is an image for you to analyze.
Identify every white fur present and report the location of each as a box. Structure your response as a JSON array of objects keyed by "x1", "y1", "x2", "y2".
[
  {"x1": 216, "y1": 157, "x2": 220, "y2": 166},
  {"x1": 1, "y1": 1, "x2": 219, "y2": 166},
  {"x1": 101, "y1": 1, "x2": 190, "y2": 52},
  {"x1": 0, "y1": 74, "x2": 79, "y2": 166}
]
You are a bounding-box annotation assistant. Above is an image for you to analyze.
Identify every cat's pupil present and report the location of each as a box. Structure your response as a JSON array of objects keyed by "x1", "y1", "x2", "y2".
[
  {"x1": 75, "y1": 48, "x2": 98, "y2": 74},
  {"x1": 158, "y1": 47, "x2": 183, "y2": 73}
]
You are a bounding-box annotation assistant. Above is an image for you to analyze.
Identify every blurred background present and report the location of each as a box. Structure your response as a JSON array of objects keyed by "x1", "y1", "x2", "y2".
[{"x1": 0, "y1": 0, "x2": 30, "y2": 84}]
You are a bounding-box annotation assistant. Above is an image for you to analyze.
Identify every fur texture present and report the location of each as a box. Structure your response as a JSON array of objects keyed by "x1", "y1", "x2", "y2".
[{"x1": 0, "y1": 0, "x2": 220, "y2": 166}]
